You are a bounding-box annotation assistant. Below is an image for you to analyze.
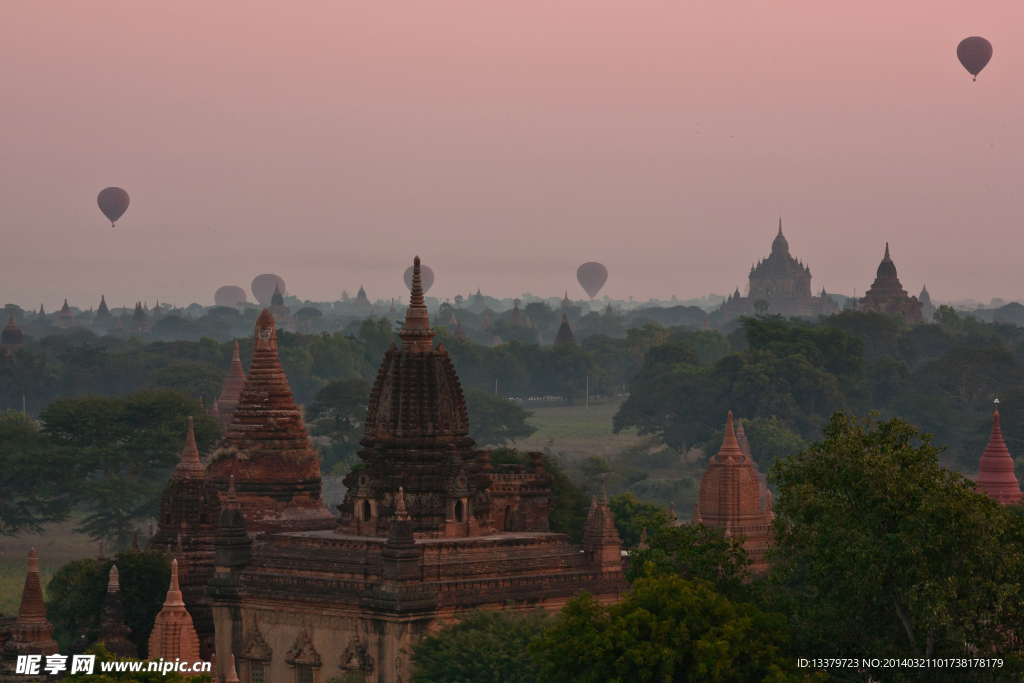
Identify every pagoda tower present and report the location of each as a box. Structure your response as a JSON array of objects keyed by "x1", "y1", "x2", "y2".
[
  {"x1": 695, "y1": 412, "x2": 774, "y2": 572},
  {"x1": 56, "y1": 299, "x2": 75, "y2": 329},
  {"x1": 269, "y1": 284, "x2": 292, "y2": 327},
  {"x1": 975, "y1": 410, "x2": 1023, "y2": 504},
  {"x1": 128, "y1": 302, "x2": 150, "y2": 333},
  {"x1": 561, "y1": 291, "x2": 572, "y2": 309},
  {"x1": 553, "y1": 313, "x2": 576, "y2": 347},
  {"x1": 1, "y1": 313, "x2": 23, "y2": 353},
  {"x1": 208, "y1": 259, "x2": 626, "y2": 683},
  {"x1": 94, "y1": 295, "x2": 113, "y2": 326},
  {"x1": 338, "y1": 256, "x2": 488, "y2": 537},
  {"x1": 148, "y1": 417, "x2": 221, "y2": 657},
  {"x1": 35, "y1": 304, "x2": 47, "y2": 324},
  {"x1": 96, "y1": 566, "x2": 137, "y2": 658},
  {"x1": 216, "y1": 341, "x2": 247, "y2": 429},
  {"x1": 453, "y1": 318, "x2": 467, "y2": 341},
  {"x1": 468, "y1": 288, "x2": 486, "y2": 314},
  {"x1": 509, "y1": 300, "x2": 523, "y2": 325},
  {"x1": 208, "y1": 310, "x2": 335, "y2": 534},
  {"x1": 919, "y1": 284, "x2": 936, "y2": 322},
  {"x1": 148, "y1": 560, "x2": 201, "y2": 662},
  {"x1": 858, "y1": 244, "x2": 923, "y2": 323},
  {"x1": 0, "y1": 549, "x2": 58, "y2": 671}
]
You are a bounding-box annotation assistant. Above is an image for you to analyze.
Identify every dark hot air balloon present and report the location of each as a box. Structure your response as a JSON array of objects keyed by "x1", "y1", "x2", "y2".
[
  {"x1": 97, "y1": 187, "x2": 130, "y2": 227},
  {"x1": 957, "y1": 37, "x2": 993, "y2": 81},
  {"x1": 404, "y1": 264, "x2": 434, "y2": 293},
  {"x1": 577, "y1": 262, "x2": 608, "y2": 299},
  {"x1": 215, "y1": 286, "x2": 248, "y2": 307},
  {"x1": 251, "y1": 274, "x2": 286, "y2": 307}
]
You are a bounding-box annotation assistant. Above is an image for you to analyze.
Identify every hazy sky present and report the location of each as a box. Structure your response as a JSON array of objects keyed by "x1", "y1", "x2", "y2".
[{"x1": 2, "y1": 1, "x2": 1022, "y2": 309}]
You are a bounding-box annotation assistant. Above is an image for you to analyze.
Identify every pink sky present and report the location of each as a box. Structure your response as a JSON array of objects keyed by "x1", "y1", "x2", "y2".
[{"x1": 1, "y1": 1, "x2": 1022, "y2": 309}]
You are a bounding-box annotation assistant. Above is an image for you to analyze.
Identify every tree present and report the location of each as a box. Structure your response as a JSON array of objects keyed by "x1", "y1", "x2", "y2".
[
  {"x1": 532, "y1": 576, "x2": 819, "y2": 683},
  {"x1": 46, "y1": 550, "x2": 172, "y2": 658},
  {"x1": 305, "y1": 378, "x2": 372, "y2": 474},
  {"x1": 626, "y1": 521, "x2": 751, "y2": 601},
  {"x1": 358, "y1": 316, "x2": 397, "y2": 365},
  {"x1": 770, "y1": 413, "x2": 1024, "y2": 662},
  {"x1": 410, "y1": 609, "x2": 550, "y2": 683},
  {"x1": 0, "y1": 409, "x2": 76, "y2": 535},
  {"x1": 149, "y1": 362, "x2": 226, "y2": 404},
  {"x1": 42, "y1": 390, "x2": 220, "y2": 548},
  {"x1": 463, "y1": 389, "x2": 537, "y2": 447},
  {"x1": 607, "y1": 493, "x2": 667, "y2": 548}
]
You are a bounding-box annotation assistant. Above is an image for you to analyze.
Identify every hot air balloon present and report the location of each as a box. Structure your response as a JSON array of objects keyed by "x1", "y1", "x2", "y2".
[
  {"x1": 577, "y1": 262, "x2": 608, "y2": 299},
  {"x1": 958, "y1": 37, "x2": 993, "y2": 81},
  {"x1": 251, "y1": 274, "x2": 286, "y2": 307},
  {"x1": 404, "y1": 264, "x2": 434, "y2": 293},
  {"x1": 97, "y1": 187, "x2": 130, "y2": 227},
  {"x1": 215, "y1": 286, "x2": 248, "y2": 307}
]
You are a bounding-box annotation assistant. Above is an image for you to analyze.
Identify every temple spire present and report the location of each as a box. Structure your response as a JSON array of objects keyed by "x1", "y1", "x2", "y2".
[
  {"x1": 714, "y1": 411, "x2": 744, "y2": 464},
  {"x1": 398, "y1": 256, "x2": 435, "y2": 352},
  {"x1": 18, "y1": 548, "x2": 47, "y2": 623},
  {"x1": 176, "y1": 416, "x2": 204, "y2": 478}
]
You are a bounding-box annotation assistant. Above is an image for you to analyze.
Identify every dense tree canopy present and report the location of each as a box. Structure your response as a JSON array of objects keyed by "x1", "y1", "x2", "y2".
[
  {"x1": 42, "y1": 390, "x2": 219, "y2": 548},
  {"x1": 769, "y1": 413, "x2": 1024, "y2": 666},
  {"x1": 410, "y1": 609, "x2": 550, "y2": 683},
  {"x1": 0, "y1": 409, "x2": 77, "y2": 535},
  {"x1": 532, "y1": 576, "x2": 820, "y2": 683},
  {"x1": 305, "y1": 377, "x2": 372, "y2": 474},
  {"x1": 463, "y1": 389, "x2": 538, "y2": 447}
]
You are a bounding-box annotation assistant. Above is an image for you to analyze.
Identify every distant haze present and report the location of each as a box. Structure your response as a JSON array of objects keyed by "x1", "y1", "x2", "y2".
[{"x1": 1, "y1": 2, "x2": 1022, "y2": 308}]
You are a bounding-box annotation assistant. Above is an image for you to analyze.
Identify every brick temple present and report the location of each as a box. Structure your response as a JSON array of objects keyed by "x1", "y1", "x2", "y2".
[
  {"x1": 136, "y1": 257, "x2": 626, "y2": 683},
  {"x1": 694, "y1": 412, "x2": 774, "y2": 573},
  {"x1": 718, "y1": 220, "x2": 839, "y2": 319},
  {"x1": 857, "y1": 243, "x2": 924, "y2": 323}
]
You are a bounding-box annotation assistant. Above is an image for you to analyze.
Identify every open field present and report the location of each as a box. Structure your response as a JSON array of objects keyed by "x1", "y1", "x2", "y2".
[{"x1": 515, "y1": 398, "x2": 638, "y2": 461}]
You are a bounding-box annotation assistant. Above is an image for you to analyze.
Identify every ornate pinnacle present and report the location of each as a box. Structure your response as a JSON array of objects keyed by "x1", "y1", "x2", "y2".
[{"x1": 399, "y1": 256, "x2": 435, "y2": 352}]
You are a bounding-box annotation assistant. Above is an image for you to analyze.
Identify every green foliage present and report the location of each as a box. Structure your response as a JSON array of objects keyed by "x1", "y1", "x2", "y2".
[
  {"x1": 616, "y1": 323, "x2": 852, "y2": 451},
  {"x1": 42, "y1": 391, "x2": 220, "y2": 548},
  {"x1": 532, "y1": 576, "x2": 819, "y2": 683},
  {"x1": 148, "y1": 362, "x2": 225, "y2": 403},
  {"x1": 47, "y1": 551, "x2": 171, "y2": 658},
  {"x1": 627, "y1": 522, "x2": 751, "y2": 601},
  {"x1": 607, "y1": 493, "x2": 667, "y2": 547},
  {"x1": 463, "y1": 389, "x2": 538, "y2": 447},
  {"x1": 410, "y1": 609, "x2": 550, "y2": 683},
  {"x1": 359, "y1": 316, "x2": 398, "y2": 365},
  {"x1": 770, "y1": 413, "x2": 1024, "y2": 662},
  {"x1": 0, "y1": 409, "x2": 76, "y2": 535},
  {"x1": 305, "y1": 377, "x2": 372, "y2": 474}
]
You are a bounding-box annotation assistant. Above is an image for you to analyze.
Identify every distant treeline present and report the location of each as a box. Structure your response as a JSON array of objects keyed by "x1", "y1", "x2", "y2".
[{"x1": 617, "y1": 306, "x2": 1024, "y2": 472}]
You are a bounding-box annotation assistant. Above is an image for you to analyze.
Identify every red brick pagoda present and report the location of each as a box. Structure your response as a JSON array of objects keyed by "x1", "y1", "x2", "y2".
[
  {"x1": 216, "y1": 341, "x2": 247, "y2": 429},
  {"x1": 975, "y1": 410, "x2": 1023, "y2": 504},
  {"x1": 695, "y1": 412, "x2": 774, "y2": 573},
  {"x1": 208, "y1": 258, "x2": 626, "y2": 683},
  {"x1": 0, "y1": 549, "x2": 58, "y2": 675}
]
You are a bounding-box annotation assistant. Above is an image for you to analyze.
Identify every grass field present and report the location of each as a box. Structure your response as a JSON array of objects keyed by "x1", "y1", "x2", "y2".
[{"x1": 515, "y1": 398, "x2": 637, "y2": 460}]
